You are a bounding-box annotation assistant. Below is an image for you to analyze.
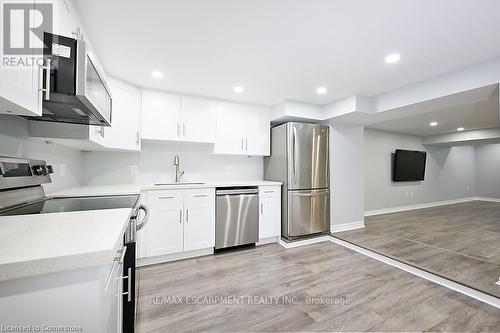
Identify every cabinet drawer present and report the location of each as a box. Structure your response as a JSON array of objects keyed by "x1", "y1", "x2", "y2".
[
  {"x1": 148, "y1": 190, "x2": 183, "y2": 208},
  {"x1": 183, "y1": 188, "x2": 214, "y2": 201},
  {"x1": 259, "y1": 186, "x2": 280, "y2": 197}
]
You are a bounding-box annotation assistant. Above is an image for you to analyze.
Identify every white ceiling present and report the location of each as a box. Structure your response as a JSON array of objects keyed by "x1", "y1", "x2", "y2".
[
  {"x1": 74, "y1": 0, "x2": 500, "y2": 106},
  {"x1": 366, "y1": 84, "x2": 500, "y2": 136}
]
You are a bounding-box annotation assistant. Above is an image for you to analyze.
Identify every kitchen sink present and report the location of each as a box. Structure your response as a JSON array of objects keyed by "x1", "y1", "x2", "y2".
[{"x1": 154, "y1": 182, "x2": 205, "y2": 186}]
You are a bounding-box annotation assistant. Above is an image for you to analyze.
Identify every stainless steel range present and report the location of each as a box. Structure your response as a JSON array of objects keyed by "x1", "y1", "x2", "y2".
[{"x1": 0, "y1": 156, "x2": 149, "y2": 333}]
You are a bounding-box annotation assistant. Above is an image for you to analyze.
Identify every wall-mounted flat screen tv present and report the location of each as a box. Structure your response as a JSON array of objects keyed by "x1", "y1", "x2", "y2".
[{"x1": 393, "y1": 149, "x2": 427, "y2": 182}]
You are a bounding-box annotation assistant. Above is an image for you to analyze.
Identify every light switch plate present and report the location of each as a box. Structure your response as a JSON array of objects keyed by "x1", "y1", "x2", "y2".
[{"x1": 131, "y1": 165, "x2": 139, "y2": 175}]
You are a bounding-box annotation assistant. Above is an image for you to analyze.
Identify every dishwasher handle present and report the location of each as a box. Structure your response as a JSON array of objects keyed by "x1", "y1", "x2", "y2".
[{"x1": 216, "y1": 188, "x2": 259, "y2": 196}]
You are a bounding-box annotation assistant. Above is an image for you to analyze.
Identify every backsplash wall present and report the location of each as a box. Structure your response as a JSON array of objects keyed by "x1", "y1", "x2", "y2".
[
  {"x1": 82, "y1": 141, "x2": 264, "y2": 185},
  {"x1": 0, "y1": 115, "x2": 83, "y2": 194}
]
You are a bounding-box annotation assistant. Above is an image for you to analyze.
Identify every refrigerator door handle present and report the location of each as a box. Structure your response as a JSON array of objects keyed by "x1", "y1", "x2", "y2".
[
  {"x1": 292, "y1": 126, "x2": 297, "y2": 181},
  {"x1": 293, "y1": 189, "x2": 330, "y2": 196}
]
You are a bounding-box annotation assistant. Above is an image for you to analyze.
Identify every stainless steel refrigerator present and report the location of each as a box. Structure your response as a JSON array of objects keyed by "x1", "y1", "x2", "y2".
[{"x1": 264, "y1": 122, "x2": 330, "y2": 240}]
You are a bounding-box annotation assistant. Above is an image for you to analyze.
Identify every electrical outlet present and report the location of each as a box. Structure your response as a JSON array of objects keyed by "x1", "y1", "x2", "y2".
[
  {"x1": 410, "y1": 191, "x2": 414, "y2": 197},
  {"x1": 406, "y1": 191, "x2": 410, "y2": 197},
  {"x1": 60, "y1": 164, "x2": 66, "y2": 177},
  {"x1": 225, "y1": 166, "x2": 234, "y2": 176},
  {"x1": 131, "y1": 165, "x2": 139, "y2": 175}
]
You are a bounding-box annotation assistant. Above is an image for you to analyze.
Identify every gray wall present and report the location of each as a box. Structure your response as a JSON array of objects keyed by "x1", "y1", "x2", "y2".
[
  {"x1": 0, "y1": 115, "x2": 83, "y2": 194},
  {"x1": 364, "y1": 129, "x2": 476, "y2": 211},
  {"x1": 329, "y1": 123, "x2": 365, "y2": 226},
  {"x1": 475, "y1": 143, "x2": 500, "y2": 198},
  {"x1": 82, "y1": 141, "x2": 263, "y2": 185}
]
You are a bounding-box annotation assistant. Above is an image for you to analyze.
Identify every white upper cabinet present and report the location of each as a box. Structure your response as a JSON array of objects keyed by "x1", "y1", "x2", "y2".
[
  {"x1": 101, "y1": 77, "x2": 141, "y2": 151},
  {"x1": 214, "y1": 101, "x2": 271, "y2": 156},
  {"x1": 30, "y1": 77, "x2": 142, "y2": 152},
  {"x1": 181, "y1": 96, "x2": 216, "y2": 143},
  {"x1": 141, "y1": 92, "x2": 216, "y2": 143},
  {"x1": 141, "y1": 91, "x2": 181, "y2": 141},
  {"x1": 0, "y1": 0, "x2": 69, "y2": 117}
]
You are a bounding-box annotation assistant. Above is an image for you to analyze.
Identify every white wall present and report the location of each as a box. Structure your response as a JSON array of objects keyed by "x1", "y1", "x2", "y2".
[
  {"x1": 82, "y1": 141, "x2": 263, "y2": 185},
  {"x1": 364, "y1": 129, "x2": 476, "y2": 211},
  {"x1": 0, "y1": 116, "x2": 83, "y2": 194},
  {"x1": 475, "y1": 143, "x2": 500, "y2": 198},
  {"x1": 329, "y1": 123, "x2": 365, "y2": 227}
]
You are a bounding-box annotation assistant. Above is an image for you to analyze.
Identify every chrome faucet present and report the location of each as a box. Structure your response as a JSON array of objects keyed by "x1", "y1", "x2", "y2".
[{"x1": 173, "y1": 155, "x2": 185, "y2": 182}]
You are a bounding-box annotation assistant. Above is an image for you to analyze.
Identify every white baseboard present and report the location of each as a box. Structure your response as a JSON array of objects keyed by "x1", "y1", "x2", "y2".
[
  {"x1": 331, "y1": 221, "x2": 365, "y2": 233},
  {"x1": 137, "y1": 248, "x2": 213, "y2": 267},
  {"x1": 330, "y1": 237, "x2": 500, "y2": 309},
  {"x1": 365, "y1": 197, "x2": 477, "y2": 216},
  {"x1": 474, "y1": 196, "x2": 500, "y2": 203},
  {"x1": 278, "y1": 235, "x2": 331, "y2": 249}
]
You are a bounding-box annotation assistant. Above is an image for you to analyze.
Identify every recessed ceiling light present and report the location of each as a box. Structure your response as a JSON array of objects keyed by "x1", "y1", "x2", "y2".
[
  {"x1": 316, "y1": 86, "x2": 328, "y2": 95},
  {"x1": 429, "y1": 122, "x2": 438, "y2": 127},
  {"x1": 151, "y1": 71, "x2": 163, "y2": 78},
  {"x1": 457, "y1": 127, "x2": 465, "y2": 131},
  {"x1": 385, "y1": 53, "x2": 401, "y2": 64},
  {"x1": 233, "y1": 85, "x2": 244, "y2": 94}
]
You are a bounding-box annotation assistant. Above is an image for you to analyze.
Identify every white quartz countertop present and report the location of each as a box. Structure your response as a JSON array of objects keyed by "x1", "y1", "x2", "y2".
[
  {"x1": 52, "y1": 180, "x2": 282, "y2": 197},
  {"x1": 0, "y1": 180, "x2": 281, "y2": 282},
  {"x1": 0, "y1": 208, "x2": 132, "y2": 282}
]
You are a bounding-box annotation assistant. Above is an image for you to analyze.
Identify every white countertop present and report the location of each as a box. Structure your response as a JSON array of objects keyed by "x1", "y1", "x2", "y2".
[
  {"x1": 53, "y1": 180, "x2": 282, "y2": 197},
  {"x1": 0, "y1": 180, "x2": 281, "y2": 282},
  {"x1": 0, "y1": 208, "x2": 132, "y2": 282}
]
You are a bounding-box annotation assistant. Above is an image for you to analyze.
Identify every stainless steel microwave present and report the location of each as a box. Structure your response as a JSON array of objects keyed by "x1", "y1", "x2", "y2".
[{"x1": 25, "y1": 32, "x2": 112, "y2": 126}]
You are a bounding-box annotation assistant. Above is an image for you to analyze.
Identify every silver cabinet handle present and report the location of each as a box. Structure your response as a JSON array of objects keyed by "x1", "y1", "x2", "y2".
[
  {"x1": 260, "y1": 203, "x2": 263, "y2": 214},
  {"x1": 122, "y1": 267, "x2": 132, "y2": 302},
  {"x1": 179, "y1": 210, "x2": 182, "y2": 223},
  {"x1": 245, "y1": 138, "x2": 248, "y2": 151},
  {"x1": 241, "y1": 138, "x2": 244, "y2": 151},
  {"x1": 115, "y1": 245, "x2": 127, "y2": 263},
  {"x1": 177, "y1": 122, "x2": 180, "y2": 137},
  {"x1": 264, "y1": 190, "x2": 275, "y2": 194},
  {"x1": 39, "y1": 59, "x2": 51, "y2": 100},
  {"x1": 194, "y1": 194, "x2": 208, "y2": 198},
  {"x1": 186, "y1": 209, "x2": 189, "y2": 223},
  {"x1": 183, "y1": 123, "x2": 186, "y2": 137},
  {"x1": 158, "y1": 196, "x2": 174, "y2": 199},
  {"x1": 136, "y1": 130, "x2": 140, "y2": 146}
]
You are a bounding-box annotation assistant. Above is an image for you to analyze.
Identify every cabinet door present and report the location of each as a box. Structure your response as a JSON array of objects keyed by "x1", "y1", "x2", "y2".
[
  {"x1": 141, "y1": 91, "x2": 181, "y2": 141},
  {"x1": 213, "y1": 101, "x2": 248, "y2": 154},
  {"x1": 146, "y1": 191, "x2": 184, "y2": 257},
  {"x1": 0, "y1": 0, "x2": 41, "y2": 117},
  {"x1": 183, "y1": 189, "x2": 215, "y2": 251},
  {"x1": 244, "y1": 106, "x2": 271, "y2": 156},
  {"x1": 259, "y1": 187, "x2": 281, "y2": 239},
  {"x1": 102, "y1": 77, "x2": 141, "y2": 151},
  {"x1": 214, "y1": 101, "x2": 270, "y2": 155},
  {"x1": 181, "y1": 96, "x2": 216, "y2": 143}
]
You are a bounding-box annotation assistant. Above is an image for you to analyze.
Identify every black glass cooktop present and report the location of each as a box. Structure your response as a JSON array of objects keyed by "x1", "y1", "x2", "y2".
[{"x1": 0, "y1": 195, "x2": 139, "y2": 216}]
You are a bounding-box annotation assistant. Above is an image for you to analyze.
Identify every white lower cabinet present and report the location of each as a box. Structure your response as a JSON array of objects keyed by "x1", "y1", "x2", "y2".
[
  {"x1": 259, "y1": 186, "x2": 281, "y2": 240},
  {"x1": 0, "y1": 244, "x2": 125, "y2": 333},
  {"x1": 142, "y1": 188, "x2": 215, "y2": 259},
  {"x1": 146, "y1": 191, "x2": 184, "y2": 257}
]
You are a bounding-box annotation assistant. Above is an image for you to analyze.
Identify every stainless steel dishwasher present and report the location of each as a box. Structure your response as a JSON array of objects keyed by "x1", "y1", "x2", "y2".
[{"x1": 215, "y1": 187, "x2": 259, "y2": 249}]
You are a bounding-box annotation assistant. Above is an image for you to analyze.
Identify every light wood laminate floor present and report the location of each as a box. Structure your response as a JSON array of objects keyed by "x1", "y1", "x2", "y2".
[
  {"x1": 136, "y1": 242, "x2": 500, "y2": 332},
  {"x1": 335, "y1": 200, "x2": 500, "y2": 298}
]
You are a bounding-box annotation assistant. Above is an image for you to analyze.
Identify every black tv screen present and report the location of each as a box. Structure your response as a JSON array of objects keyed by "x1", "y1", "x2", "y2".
[{"x1": 393, "y1": 149, "x2": 427, "y2": 182}]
